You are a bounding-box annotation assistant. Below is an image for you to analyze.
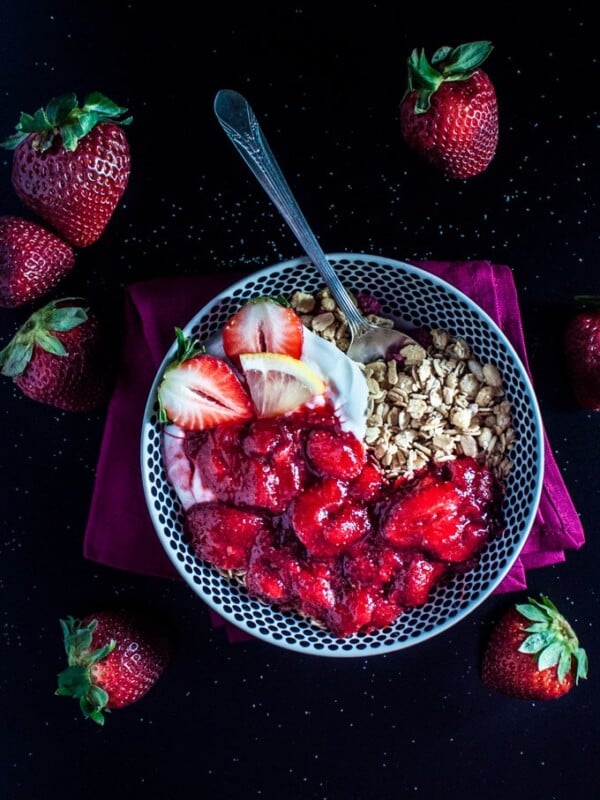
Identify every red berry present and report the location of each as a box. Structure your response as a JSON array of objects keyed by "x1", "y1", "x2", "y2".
[
  {"x1": 0, "y1": 216, "x2": 75, "y2": 308},
  {"x1": 0, "y1": 298, "x2": 112, "y2": 411},
  {"x1": 400, "y1": 41, "x2": 498, "y2": 179},
  {"x1": 481, "y1": 596, "x2": 588, "y2": 701},
  {"x1": 2, "y1": 92, "x2": 131, "y2": 247},
  {"x1": 564, "y1": 298, "x2": 600, "y2": 410},
  {"x1": 222, "y1": 296, "x2": 304, "y2": 365},
  {"x1": 56, "y1": 611, "x2": 173, "y2": 724}
]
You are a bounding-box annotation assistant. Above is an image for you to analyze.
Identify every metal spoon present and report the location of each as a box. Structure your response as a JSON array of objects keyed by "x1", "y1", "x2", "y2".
[{"x1": 213, "y1": 89, "x2": 419, "y2": 363}]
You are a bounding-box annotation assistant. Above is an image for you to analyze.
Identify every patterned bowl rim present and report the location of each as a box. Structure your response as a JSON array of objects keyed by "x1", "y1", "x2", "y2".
[{"x1": 140, "y1": 252, "x2": 545, "y2": 657}]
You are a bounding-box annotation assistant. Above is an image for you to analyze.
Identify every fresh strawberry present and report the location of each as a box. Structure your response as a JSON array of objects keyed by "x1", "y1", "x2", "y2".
[
  {"x1": 0, "y1": 216, "x2": 75, "y2": 308},
  {"x1": 481, "y1": 595, "x2": 588, "y2": 701},
  {"x1": 1, "y1": 92, "x2": 131, "y2": 247},
  {"x1": 399, "y1": 41, "x2": 498, "y2": 179},
  {"x1": 0, "y1": 297, "x2": 111, "y2": 411},
  {"x1": 157, "y1": 328, "x2": 254, "y2": 431},
  {"x1": 56, "y1": 611, "x2": 173, "y2": 725},
  {"x1": 222, "y1": 295, "x2": 304, "y2": 364},
  {"x1": 564, "y1": 296, "x2": 600, "y2": 410}
]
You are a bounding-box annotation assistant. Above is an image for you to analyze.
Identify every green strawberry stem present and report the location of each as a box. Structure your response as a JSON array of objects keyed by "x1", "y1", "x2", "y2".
[
  {"x1": 0, "y1": 298, "x2": 88, "y2": 378},
  {"x1": 55, "y1": 616, "x2": 116, "y2": 725},
  {"x1": 0, "y1": 91, "x2": 132, "y2": 152},
  {"x1": 404, "y1": 40, "x2": 494, "y2": 113},
  {"x1": 516, "y1": 595, "x2": 588, "y2": 684}
]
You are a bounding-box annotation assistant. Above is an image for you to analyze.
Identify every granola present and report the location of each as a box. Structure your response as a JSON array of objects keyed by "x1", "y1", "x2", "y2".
[{"x1": 290, "y1": 287, "x2": 515, "y2": 483}]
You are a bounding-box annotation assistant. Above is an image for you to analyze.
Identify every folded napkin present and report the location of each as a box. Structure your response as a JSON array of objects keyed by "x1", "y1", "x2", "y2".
[{"x1": 83, "y1": 260, "x2": 585, "y2": 639}]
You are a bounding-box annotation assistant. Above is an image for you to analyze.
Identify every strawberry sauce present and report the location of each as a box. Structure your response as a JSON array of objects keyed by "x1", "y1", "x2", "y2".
[{"x1": 183, "y1": 401, "x2": 503, "y2": 638}]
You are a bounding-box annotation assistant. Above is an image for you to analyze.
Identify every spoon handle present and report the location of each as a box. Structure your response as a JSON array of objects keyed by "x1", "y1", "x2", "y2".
[{"x1": 214, "y1": 90, "x2": 364, "y2": 327}]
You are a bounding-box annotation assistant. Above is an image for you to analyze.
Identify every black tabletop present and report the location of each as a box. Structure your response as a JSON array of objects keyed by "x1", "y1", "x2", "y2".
[{"x1": 2, "y1": 5, "x2": 599, "y2": 799}]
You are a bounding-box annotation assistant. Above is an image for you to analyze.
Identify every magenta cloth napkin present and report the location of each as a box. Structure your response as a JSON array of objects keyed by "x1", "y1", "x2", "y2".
[{"x1": 83, "y1": 260, "x2": 585, "y2": 639}]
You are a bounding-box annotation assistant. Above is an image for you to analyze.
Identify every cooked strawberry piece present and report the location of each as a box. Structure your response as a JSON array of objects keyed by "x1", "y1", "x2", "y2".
[
  {"x1": 348, "y1": 457, "x2": 385, "y2": 502},
  {"x1": 191, "y1": 417, "x2": 307, "y2": 512},
  {"x1": 381, "y1": 457, "x2": 500, "y2": 562},
  {"x1": 389, "y1": 553, "x2": 448, "y2": 607},
  {"x1": 305, "y1": 427, "x2": 366, "y2": 479},
  {"x1": 185, "y1": 502, "x2": 270, "y2": 572},
  {"x1": 382, "y1": 477, "x2": 461, "y2": 548},
  {"x1": 292, "y1": 559, "x2": 337, "y2": 625},
  {"x1": 222, "y1": 295, "x2": 304, "y2": 364},
  {"x1": 158, "y1": 330, "x2": 254, "y2": 432},
  {"x1": 326, "y1": 585, "x2": 375, "y2": 638},
  {"x1": 243, "y1": 417, "x2": 296, "y2": 458},
  {"x1": 343, "y1": 538, "x2": 405, "y2": 589},
  {"x1": 370, "y1": 596, "x2": 404, "y2": 631},
  {"x1": 236, "y1": 456, "x2": 306, "y2": 513},
  {"x1": 246, "y1": 530, "x2": 302, "y2": 605},
  {"x1": 289, "y1": 478, "x2": 370, "y2": 557}
]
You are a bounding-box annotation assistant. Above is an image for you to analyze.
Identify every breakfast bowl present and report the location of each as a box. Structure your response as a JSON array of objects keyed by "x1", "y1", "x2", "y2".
[{"x1": 140, "y1": 253, "x2": 544, "y2": 657}]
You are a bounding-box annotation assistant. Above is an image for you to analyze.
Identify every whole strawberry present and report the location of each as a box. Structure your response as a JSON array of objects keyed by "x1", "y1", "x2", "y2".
[
  {"x1": 1, "y1": 92, "x2": 131, "y2": 247},
  {"x1": 0, "y1": 297, "x2": 112, "y2": 411},
  {"x1": 564, "y1": 296, "x2": 600, "y2": 410},
  {"x1": 56, "y1": 611, "x2": 174, "y2": 725},
  {"x1": 481, "y1": 595, "x2": 588, "y2": 701},
  {"x1": 0, "y1": 215, "x2": 75, "y2": 308},
  {"x1": 399, "y1": 41, "x2": 498, "y2": 179}
]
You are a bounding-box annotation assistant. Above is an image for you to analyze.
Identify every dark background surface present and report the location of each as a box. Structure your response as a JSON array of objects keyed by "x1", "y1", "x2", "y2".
[{"x1": 1, "y1": 4, "x2": 599, "y2": 798}]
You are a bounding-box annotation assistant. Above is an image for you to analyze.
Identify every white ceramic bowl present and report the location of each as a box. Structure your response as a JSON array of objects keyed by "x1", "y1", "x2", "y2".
[{"x1": 141, "y1": 254, "x2": 544, "y2": 657}]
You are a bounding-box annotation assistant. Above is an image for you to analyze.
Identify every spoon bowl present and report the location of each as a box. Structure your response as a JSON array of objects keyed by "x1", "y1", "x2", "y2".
[{"x1": 213, "y1": 89, "x2": 419, "y2": 362}]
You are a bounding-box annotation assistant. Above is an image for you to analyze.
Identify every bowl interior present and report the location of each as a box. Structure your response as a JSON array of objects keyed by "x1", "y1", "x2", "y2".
[{"x1": 141, "y1": 254, "x2": 544, "y2": 657}]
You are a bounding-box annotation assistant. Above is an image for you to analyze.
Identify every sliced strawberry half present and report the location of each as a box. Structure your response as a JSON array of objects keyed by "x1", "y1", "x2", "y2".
[
  {"x1": 222, "y1": 295, "x2": 304, "y2": 363},
  {"x1": 158, "y1": 328, "x2": 253, "y2": 431}
]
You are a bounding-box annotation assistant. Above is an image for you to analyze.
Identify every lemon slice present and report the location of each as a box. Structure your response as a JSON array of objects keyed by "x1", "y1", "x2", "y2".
[{"x1": 239, "y1": 352, "x2": 326, "y2": 418}]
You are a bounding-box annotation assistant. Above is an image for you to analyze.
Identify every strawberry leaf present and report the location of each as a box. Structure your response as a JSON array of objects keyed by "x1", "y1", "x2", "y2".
[
  {"x1": 515, "y1": 601, "x2": 550, "y2": 623},
  {"x1": 519, "y1": 631, "x2": 554, "y2": 654},
  {"x1": 431, "y1": 46, "x2": 453, "y2": 65},
  {"x1": 537, "y1": 641, "x2": 563, "y2": 670},
  {"x1": 524, "y1": 622, "x2": 550, "y2": 633},
  {"x1": 18, "y1": 107, "x2": 53, "y2": 133},
  {"x1": 83, "y1": 91, "x2": 132, "y2": 125},
  {"x1": 45, "y1": 93, "x2": 78, "y2": 125},
  {"x1": 440, "y1": 41, "x2": 494, "y2": 78},
  {"x1": 557, "y1": 649, "x2": 572, "y2": 683},
  {"x1": 0, "y1": 338, "x2": 32, "y2": 376},
  {"x1": 61, "y1": 616, "x2": 95, "y2": 660},
  {"x1": 1, "y1": 91, "x2": 132, "y2": 153},
  {"x1": 35, "y1": 331, "x2": 67, "y2": 356},
  {"x1": 56, "y1": 665, "x2": 91, "y2": 698},
  {"x1": 80, "y1": 691, "x2": 108, "y2": 725},
  {"x1": 575, "y1": 648, "x2": 589, "y2": 683},
  {"x1": 172, "y1": 327, "x2": 204, "y2": 363},
  {"x1": 87, "y1": 640, "x2": 116, "y2": 665},
  {"x1": 46, "y1": 305, "x2": 88, "y2": 331}
]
